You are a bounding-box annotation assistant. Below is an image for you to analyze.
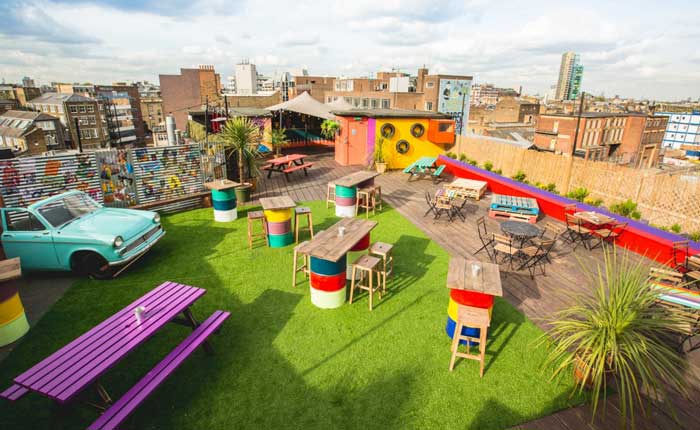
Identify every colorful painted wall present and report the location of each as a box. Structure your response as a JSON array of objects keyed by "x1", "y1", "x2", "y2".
[{"x1": 334, "y1": 115, "x2": 455, "y2": 169}]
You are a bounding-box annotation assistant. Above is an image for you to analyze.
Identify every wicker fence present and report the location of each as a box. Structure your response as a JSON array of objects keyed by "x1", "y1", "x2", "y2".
[{"x1": 452, "y1": 135, "x2": 700, "y2": 233}]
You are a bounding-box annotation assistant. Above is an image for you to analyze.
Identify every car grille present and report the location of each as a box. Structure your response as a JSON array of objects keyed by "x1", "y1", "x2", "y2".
[{"x1": 121, "y1": 225, "x2": 161, "y2": 255}]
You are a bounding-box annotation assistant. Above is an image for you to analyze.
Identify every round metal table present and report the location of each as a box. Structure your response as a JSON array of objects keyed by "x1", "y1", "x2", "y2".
[{"x1": 500, "y1": 221, "x2": 541, "y2": 245}]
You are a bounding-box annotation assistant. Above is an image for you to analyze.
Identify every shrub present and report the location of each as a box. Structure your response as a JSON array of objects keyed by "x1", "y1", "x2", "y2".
[
  {"x1": 494, "y1": 168, "x2": 502, "y2": 175},
  {"x1": 584, "y1": 197, "x2": 603, "y2": 207},
  {"x1": 609, "y1": 199, "x2": 641, "y2": 220},
  {"x1": 483, "y1": 161, "x2": 493, "y2": 171},
  {"x1": 545, "y1": 183, "x2": 558, "y2": 193},
  {"x1": 688, "y1": 231, "x2": 700, "y2": 242},
  {"x1": 511, "y1": 170, "x2": 527, "y2": 182},
  {"x1": 566, "y1": 187, "x2": 590, "y2": 202},
  {"x1": 458, "y1": 153, "x2": 467, "y2": 162},
  {"x1": 445, "y1": 151, "x2": 457, "y2": 159},
  {"x1": 652, "y1": 224, "x2": 670, "y2": 232},
  {"x1": 467, "y1": 159, "x2": 478, "y2": 166},
  {"x1": 670, "y1": 223, "x2": 682, "y2": 234}
]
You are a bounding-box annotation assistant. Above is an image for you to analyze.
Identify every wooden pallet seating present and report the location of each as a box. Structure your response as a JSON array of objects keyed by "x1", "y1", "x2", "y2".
[
  {"x1": 489, "y1": 194, "x2": 539, "y2": 216},
  {"x1": 488, "y1": 209, "x2": 538, "y2": 224}
]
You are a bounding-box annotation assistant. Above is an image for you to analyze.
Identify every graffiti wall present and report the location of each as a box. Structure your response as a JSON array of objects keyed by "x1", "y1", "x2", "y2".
[
  {"x1": 437, "y1": 78, "x2": 472, "y2": 136},
  {"x1": 0, "y1": 153, "x2": 101, "y2": 208},
  {"x1": 0, "y1": 143, "x2": 225, "y2": 209}
]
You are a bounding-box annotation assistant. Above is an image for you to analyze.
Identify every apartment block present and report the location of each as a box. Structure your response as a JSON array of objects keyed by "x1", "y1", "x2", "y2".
[
  {"x1": 657, "y1": 111, "x2": 700, "y2": 158},
  {"x1": 291, "y1": 76, "x2": 336, "y2": 103},
  {"x1": 534, "y1": 113, "x2": 668, "y2": 167},
  {"x1": 0, "y1": 85, "x2": 42, "y2": 107},
  {"x1": 159, "y1": 65, "x2": 221, "y2": 130},
  {"x1": 555, "y1": 52, "x2": 583, "y2": 101},
  {"x1": 140, "y1": 97, "x2": 164, "y2": 132}
]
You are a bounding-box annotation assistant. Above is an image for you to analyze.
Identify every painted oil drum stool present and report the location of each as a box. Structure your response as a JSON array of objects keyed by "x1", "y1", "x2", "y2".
[
  {"x1": 264, "y1": 208, "x2": 294, "y2": 248},
  {"x1": 335, "y1": 185, "x2": 357, "y2": 218},
  {"x1": 0, "y1": 259, "x2": 28, "y2": 347},
  {"x1": 346, "y1": 233, "x2": 371, "y2": 280},
  {"x1": 309, "y1": 255, "x2": 347, "y2": 309},
  {"x1": 445, "y1": 289, "x2": 494, "y2": 345},
  {"x1": 205, "y1": 180, "x2": 240, "y2": 222}
]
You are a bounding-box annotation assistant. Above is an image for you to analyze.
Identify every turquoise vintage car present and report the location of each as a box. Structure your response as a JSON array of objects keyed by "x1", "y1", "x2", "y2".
[{"x1": 0, "y1": 191, "x2": 165, "y2": 279}]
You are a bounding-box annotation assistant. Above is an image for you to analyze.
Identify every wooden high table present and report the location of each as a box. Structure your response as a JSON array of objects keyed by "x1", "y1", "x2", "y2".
[
  {"x1": 297, "y1": 218, "x2": 377, "y2": 308},
  {"x1": 333, "y1": 171, "x2": 381, "y2": 218},
  {"x1": 260, "y1": 196, "x2": 297, "y2": 248},
  {"x1": 204, "y1": 179, "x2": 241, "y2": 222},
  {"x1": 445, "y1": 258, "x2": 502, "y2": 346}
]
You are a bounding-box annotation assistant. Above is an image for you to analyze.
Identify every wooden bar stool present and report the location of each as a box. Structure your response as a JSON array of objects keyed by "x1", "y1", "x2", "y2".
[
  {"x1": 247, "y1": 210, "x2": 268, "y2": 249},
  {"x1": 369, "y1": 242, "x2": 393, "y2": 293},
  {"x1": 356, "y1": 188, "x2": 375, "y2": 218},
  {"x1": 371, "y1": 185, "x2": 382, "y2": 211},
  {"x1": 292, "y1": 241, "x2": 310, "y2": 287},
  {"x1": 294, "y1": 206, "x2": 314, "y2": 243},
  {"x1": 326, "y1": 182, "x2": 336, "y2": 208},
  {"x1": 449, "y1": 305, "x2": 491, "y2": 378},
  {"x1": 349, "y1": 255, "x2": 382, "y2": 310}
]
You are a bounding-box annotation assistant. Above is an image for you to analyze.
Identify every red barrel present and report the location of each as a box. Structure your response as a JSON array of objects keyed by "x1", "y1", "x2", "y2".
[
  {"x1": 449, "y1": 289, "x2": 494, "y2": 309},
  {"x1": 350, "y1": 233, "x2": 370, "y2": 251},
  {"x1": 310, "y1": 272, "x2": 346, "y2": 292}
]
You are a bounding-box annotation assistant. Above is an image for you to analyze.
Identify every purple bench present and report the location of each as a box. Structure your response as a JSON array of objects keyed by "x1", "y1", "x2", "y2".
[
  {"x1": 1, "y1": 281, "x2": 230, "y2": 429},
  {"x1": 88, "y1": 310, "x2": 230, "y2": 430}
]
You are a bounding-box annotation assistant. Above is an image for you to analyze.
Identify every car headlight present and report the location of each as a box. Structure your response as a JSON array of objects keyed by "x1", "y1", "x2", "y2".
[
  {"x1": 113, "y1": 236, "x2": 124, "y2": 248},
  {"x1": 153, "y1": 214, "x2": 160, "y2": 224}
]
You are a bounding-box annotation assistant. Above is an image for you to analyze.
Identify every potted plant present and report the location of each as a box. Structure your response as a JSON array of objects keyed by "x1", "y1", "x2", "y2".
[
  {"x1": 320, "y1": 119, "x2": 340, "y2": 141},
  {"x1": 267, "y1": 128, "x2": 289, "y2": 157},
  {"x1": 219, "y1": 117, "x2": 262, "y2": 202},
  {"x1": 541, "y1": 250, "x2": 691, "y2": 427},
  {"x1": 373, "y1": 137, "x2": 388, "y2": 174}
]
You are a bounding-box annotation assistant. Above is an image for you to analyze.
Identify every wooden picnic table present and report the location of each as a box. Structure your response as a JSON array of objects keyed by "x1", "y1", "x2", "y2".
[
  {"x1": 444, "y1": 178, "x2": 488, "y2": 200},
  {"x1": 446, "y1": 258, "x2": 503, "y2": 297},
  {"x1": 259, "y1": 195, "x2": 296, "y2": 211},
  {"x1": 2, "y1": 282, "x2": 208, "y2": 405},
  {"x1": 261, "y1": 154, "x2": 313, "y2": 181},
  {"x1": 298, "y1": 218, "x2": 377, "y2": 262},
  {"x1": 573, "y1": 210, "x2": 616, "y2": 227},
  {"x1": 334, "y1": 171, "x2": 381, "y2": 188}
]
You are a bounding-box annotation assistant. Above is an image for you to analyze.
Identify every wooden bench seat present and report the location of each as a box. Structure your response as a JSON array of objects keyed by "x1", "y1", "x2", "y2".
[
  {"x1": 283, "y1": 162, "x2": 313, "y2": 174},
  {"x1": 131, "y1": 191, "x2": 210, "y2": 212},
  {"x1": 0, "y1": 384, "x2": 28, "y2": 401},
  {"x1": 87, "y1": 310, "x2": 230, "y2": 430}
]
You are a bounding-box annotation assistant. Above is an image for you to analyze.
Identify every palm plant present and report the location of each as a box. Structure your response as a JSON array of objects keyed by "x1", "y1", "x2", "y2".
[
  {"x1": 219, "y1": 117, "x2": 261, "y2": 184},
  {"x1": 267, "y1": 128, "x2": 289, "y2": 157},
  {"x1": 541, "y1": 250, "x2": 691, "y2": 427},
  {"x1": 320, "y1": 119, "x2": 340, "y2": 140}
]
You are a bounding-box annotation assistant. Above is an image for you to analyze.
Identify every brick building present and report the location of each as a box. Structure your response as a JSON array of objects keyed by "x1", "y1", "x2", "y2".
[
  {"x1": 159, "y1": 65, "x2": 221, "y2": 131},
  {"x1": 0, "y1": 111, "x2": 48, "y2": 156},
  {"x1": 534, "y1": 113, "x2": 668, "y2": 167},
  {"x1": 0, "y1": 85, "x2": 41, "y2": 107},
  {"x1": 140, "y1": 96, "x2": 164, "y2": 132},
  {"x1": 290, "y1": 76, "x2": 336, "y2": 102}
]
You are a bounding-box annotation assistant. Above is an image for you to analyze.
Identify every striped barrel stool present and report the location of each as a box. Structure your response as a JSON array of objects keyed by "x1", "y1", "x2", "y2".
[
  {"x1": 0, "y1": 260, "x2": 29, "y2": 347},
  {"x1": 265, "y1": 208, "x2": 294, "y2": 248},
  {"x1": 335, "y1": 184, "x2": 357, "y2": 218},
  {"x1": 309, "y1": 255, "x2": 347, "y2": 309},
  {"x1": 211, "y1": 188, "x2": 237, "y2": 222},
  {"x1": 445, "y1": 289, "x2": 494, "y2": 346}
]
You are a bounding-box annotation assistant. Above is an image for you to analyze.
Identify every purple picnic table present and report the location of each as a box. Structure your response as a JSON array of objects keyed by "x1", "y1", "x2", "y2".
[{"x1": 2, "y1": 281, "x2": 207, "y2": 406}]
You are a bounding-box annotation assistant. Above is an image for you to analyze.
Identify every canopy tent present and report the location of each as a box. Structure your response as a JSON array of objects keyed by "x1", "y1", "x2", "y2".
[
  {"x1": 325, "y1": 98, "x2": 355, "y2": 111},
  {"x1": 266, "y1": 91, "x2": 335, "y2": 120}
]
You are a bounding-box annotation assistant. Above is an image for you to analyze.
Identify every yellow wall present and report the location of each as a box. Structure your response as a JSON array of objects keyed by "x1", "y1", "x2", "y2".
[{"x1": 375, "y1": 118, "x2": 447, "y2": 169}]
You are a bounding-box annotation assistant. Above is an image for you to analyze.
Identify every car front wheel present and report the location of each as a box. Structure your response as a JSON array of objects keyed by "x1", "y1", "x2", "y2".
[{"x1": 71, "y1": 252, "x2": 116, "y2": 280}]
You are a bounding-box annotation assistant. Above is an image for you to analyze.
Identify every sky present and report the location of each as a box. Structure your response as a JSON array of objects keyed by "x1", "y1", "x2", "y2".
[{"x1": 1, "y1": 0, "x2": 698, "y2": 101}]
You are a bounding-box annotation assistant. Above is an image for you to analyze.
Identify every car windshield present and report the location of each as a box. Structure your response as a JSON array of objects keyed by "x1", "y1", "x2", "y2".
[{"x1": 37, "y1": 193, "x2": 101, "y2": 228}]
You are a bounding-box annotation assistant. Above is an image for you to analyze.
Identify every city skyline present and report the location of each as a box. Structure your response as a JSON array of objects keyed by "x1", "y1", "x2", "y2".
[{"x1": 1, "y1": 0, "x2": 699, "y2": 101}]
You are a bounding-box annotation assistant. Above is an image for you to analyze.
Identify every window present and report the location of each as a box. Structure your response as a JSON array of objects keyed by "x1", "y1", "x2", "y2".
[
  {"x1": 426, "y1": 82, "x2": 434, "y2": 88},
  {"x1": 89, "y1": 115, "x2": 96, "y2": 125},
  {"x1": 550, "y1": 139, "x2": 556, "y2": 150},
  {"x1": 552, "y1": 121, "x2": 559, "y2": 133},
  {"x1": 425, "y1": 102, "x2": 433, "y2": 111},
  {"x1": 70, "y1": 105, "x2": 78, "y2": 113},
  {"x1": 4, "y1": 210, "x2": 45, "y2": 231},
  {"x1": 370, "y1": 99, "x2": 379, "y2": 109},
  {"x1": 381, "y1": 99, "x2": 390, "y2": 109},
  {"x1": 79, "y1": 105, "x2": 86, "y2": 113},
  {"x1": 361, "y1": 98, "x2": 369, "y2": 108},
  {"x1": 87, "y1": 105, "x2": 94, "y2": 113}
]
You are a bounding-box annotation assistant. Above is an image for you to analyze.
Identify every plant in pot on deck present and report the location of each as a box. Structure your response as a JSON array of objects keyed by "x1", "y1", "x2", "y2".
[
  {"x1": 541, "y1": 250, "x2": 691, "y2": 428},
  {"x1": 267, "y1": 128, "x2": 289, "y2": 157},
  {"x1": 220, "y1": 117, "x2": 262, "y2": 202},
  {"x1": 373, "y1": 137, "x2": 388, "y2": 174},
  {"x1": 320, "y1": 119, "x2": 340, "y2": 141}
]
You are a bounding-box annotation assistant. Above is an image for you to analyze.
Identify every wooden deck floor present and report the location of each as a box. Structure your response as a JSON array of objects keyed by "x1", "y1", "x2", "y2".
[{"x1": 252, "y1": 150, "x2": 700, "y2": 430}]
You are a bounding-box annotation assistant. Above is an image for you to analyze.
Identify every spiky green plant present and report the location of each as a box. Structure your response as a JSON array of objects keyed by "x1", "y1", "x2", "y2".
[
  {"x1": 220, "y1": 117, "x2": 261, "y2": 183},
  {"x1": 267, "y1": 128, "x2": 289, "y2": 156},
  {"x1": 567, "y1": 187, "x2": 590, "y2": 202},
  {"x1": 541, "y1": 250, "x2": 690, "y2": 427},
  {"x1": 320, "y1": 119, "x2": 340, "y2": 140},
  {"x1": 483, "y1": 161, "x2": 493, "y2": 171},
  {"x1": 609, "y1": 199, "x2": 642, "y2": 220}
]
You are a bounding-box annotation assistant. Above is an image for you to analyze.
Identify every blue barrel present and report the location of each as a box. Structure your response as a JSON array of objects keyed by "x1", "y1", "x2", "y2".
[
  {"x1": 310, "y1": 255, "x2": 347, "y2": 276},
  {"x1": 211, "y1": 188, "x2": 237, "y2": 222},
  {"x1": 445, "y1": 316, "x2": 481, "y2": 346}
]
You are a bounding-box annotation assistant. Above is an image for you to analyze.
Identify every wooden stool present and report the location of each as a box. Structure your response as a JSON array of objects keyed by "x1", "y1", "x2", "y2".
[
  {"x1": 449, "y1": 305, "x2": 491, "y2": 378},
  {"x1": 371, "y1": 185, "x2": 382, "y2": 211},
  {"x1": 356, "y1": 188, "x2": 375, "y2": 218},
  {"x1": 247, "y1": 210, "x2": 267, "y2": 249},
  {"x1": 349, "y1": 255, "x2": 382, "y2": 310},
  {"x1": 369, "y1": 242, "x2": 393, "y2": 292},
  {"x1": 326, "y1": 182, "x2": 336, "y2": 208},
  {"x1": 294, "y1": 206, "x2": 314, "y2": 243},
  {"x1": 292, "y1": 241, "x2": 310, "y2": 287}
]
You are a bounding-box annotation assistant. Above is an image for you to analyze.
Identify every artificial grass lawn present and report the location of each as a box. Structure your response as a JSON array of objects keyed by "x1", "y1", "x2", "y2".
[{"x1": 0, "y1": 201, "x2": 582, "y2": 429}]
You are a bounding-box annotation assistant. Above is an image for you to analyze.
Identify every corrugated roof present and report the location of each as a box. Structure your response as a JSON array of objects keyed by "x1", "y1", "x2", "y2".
[
  {"x1": 0, "y1": 125, "x2": 40, "y2": 138},
  {"x1": 28, "y1": 92, "x2": 94, "y2": 104},
  {"x1": 332, "y1": 108, "x2": 451, "y2": 119}
]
